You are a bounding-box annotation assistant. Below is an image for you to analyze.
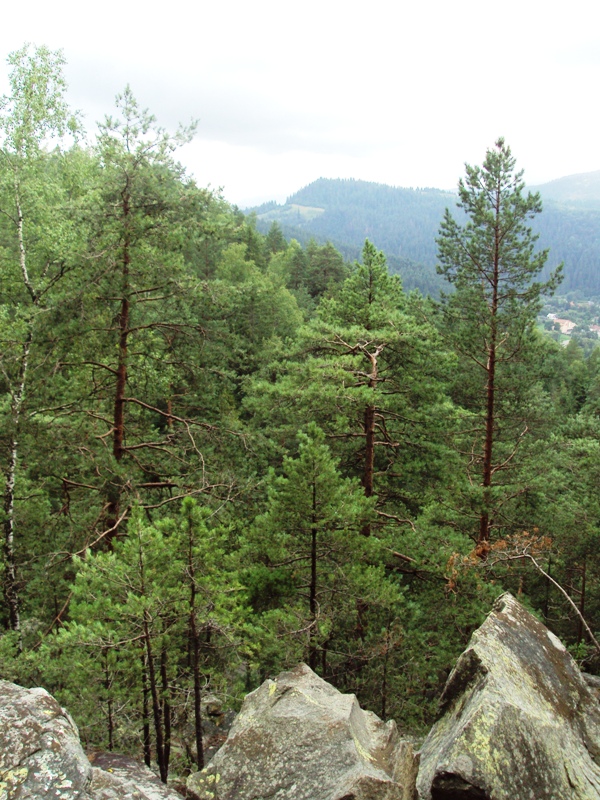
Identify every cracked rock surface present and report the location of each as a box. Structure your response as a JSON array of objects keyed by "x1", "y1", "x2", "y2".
[
  {"x1": 416, "y1": 593, "x2": 600, "y2": 800},
  {"x1": 187, "y1": 663, "x2": 418, "y2": 800},
  {"x1": 0, "y1": 681, "x2": 183, "y2": 799}
]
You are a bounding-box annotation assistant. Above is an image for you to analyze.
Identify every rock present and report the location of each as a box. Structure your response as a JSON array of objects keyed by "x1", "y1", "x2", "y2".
[
  {"x1": 0, "y1": 680, "x2": 183, "y2": 799},
  {"x1": 181, "y1": 695, "x2": 236, "y2": 766},
  {"x1": 584, "y1": 672, "x2": 600, "y2": 702},
  {"x1": 416, "y1": 593, "x2": 600, "y2": 800},
  {"x1": 187, "y1": 663, "x2": 418, "y2": 800},
  {"x1": 197, "y1": 707, "x2": 236, "y2": 766},
  {"x1": 88, "y1": 753, "x2": 183, "y2": 799},
  {"x1": 0, "y1": 680, "x2": 92, "y2": 799},
  {"x1": 200, "y1": 694, "x2": 223, "y2": 717}
]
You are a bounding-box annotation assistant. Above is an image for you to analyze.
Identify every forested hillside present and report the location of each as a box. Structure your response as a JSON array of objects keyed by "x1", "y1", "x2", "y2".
[
  {"x1": 252, "y1": 176, "x2": 600, "y2": 297},
  {"x1": 530, "y1": 170, "x2": 600, "y2": 208},
  {"x1": 3, "y1": 46, "x2": 600, "y2": 787},
  {"x1": 252, "y1": 178, "x2": 452, "y2": 295}
]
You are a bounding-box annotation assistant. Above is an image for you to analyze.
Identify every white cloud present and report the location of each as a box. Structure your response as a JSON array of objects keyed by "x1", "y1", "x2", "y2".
[{"x1": 1, "y1": 0, "x2": 599, "y2": 205}]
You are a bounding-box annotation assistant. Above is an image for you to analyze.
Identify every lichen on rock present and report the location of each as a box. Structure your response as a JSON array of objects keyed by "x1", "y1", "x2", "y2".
[
  {"x1": 416, "y1": 593, "x2": 600, "y2": 800},
  {"x1": 0, "y1": 681, "x2": 183, "y2": 799},
  {"x1": 187, "y1": 663, "x2": 418, "y2": 800},
  {"x1": 0, "y1": 681, "x2": 92, "y2": 799}
]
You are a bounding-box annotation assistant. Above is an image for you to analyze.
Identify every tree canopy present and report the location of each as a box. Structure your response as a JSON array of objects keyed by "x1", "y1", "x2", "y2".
[{"x1": 2, "y1": 47, "x2": 600, "y2": 786}]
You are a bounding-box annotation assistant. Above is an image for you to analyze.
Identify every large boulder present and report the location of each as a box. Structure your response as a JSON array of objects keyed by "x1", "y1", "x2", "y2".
[
  {"x1": 0, "y1": 680, "x2": 183, "y2": 799},
  {"x1": 187, "y1": 663, "x2": 418, "y2": 800},
  {"x1": 0, "y1": 680, "x2": 92, "y2": 799},
  {"x1": 416, "y1": 593, "x2": 600, "y2": 800}
]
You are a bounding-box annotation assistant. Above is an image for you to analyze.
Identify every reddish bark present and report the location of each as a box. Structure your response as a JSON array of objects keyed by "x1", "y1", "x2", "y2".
[
  {"x1": 107, "y1": 190, "x2": 131, "y2": 541},
  {"x1": 309, "y1": 479, "x2": 318, "y2": 671},
  {"x1": 477, "y1": 186, "x2": 501, "y2": 551},
  {"x1": 112, "y1": 190, "x2": 131, "y2": 464},
  {"x1": 360, "y1": 344, "x2": 383, "y2": 536}
]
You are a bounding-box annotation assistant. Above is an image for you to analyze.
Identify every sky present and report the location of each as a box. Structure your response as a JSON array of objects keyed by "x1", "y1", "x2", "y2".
[{"x1": 1, "y1": 0, "x2": 599, "y2": 207}]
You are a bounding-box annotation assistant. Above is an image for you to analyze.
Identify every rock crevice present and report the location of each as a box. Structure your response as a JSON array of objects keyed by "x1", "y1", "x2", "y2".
[
  {"x1": 4, "y1": 593, "x2": 600, "y2": 800},
  {"x1": 417, "y1": 592, "x2": 600, "y2": 800}
]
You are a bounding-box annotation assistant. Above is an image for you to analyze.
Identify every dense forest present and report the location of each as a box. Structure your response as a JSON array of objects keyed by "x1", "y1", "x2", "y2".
[
  {"x1": 251, "y1": 176, "x2": 600, "y2": 297},
  {"x1": 3, "y1": 45, "x2": 600, "y2": 785}
]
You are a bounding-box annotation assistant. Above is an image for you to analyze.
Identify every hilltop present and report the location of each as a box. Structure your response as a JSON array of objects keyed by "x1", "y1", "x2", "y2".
[
  {"x1": 530, "y1": 170, "x2": 600, "y2": 209},
  {"x1": 248, "y1": 173, "x2": 600, "y2": 297}
]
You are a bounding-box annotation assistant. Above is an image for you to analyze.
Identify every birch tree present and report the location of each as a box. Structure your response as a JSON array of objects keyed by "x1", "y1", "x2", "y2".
[{"x1": 0, "y1": 45, "x2": 79, "y2": 633}]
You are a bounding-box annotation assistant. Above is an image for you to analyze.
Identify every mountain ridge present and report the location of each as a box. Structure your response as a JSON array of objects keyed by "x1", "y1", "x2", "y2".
[
  {"x1": 248, "y1": 173, "x2": 600, "y2": 297},
  {"x1": 529, "y1": 169, "x2": 600, "y2": 208}
]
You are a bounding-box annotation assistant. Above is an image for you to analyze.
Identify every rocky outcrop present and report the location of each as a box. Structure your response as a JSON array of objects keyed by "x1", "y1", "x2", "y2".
[
  {"x1": 416, "y1": 592, "x2": 600, "y2": 800},
  {"x1": 181, "y1": 694, "x2": 236, "y2": 766},
  {"x1": 6, "y1": 594, "x2": 600, "y2": 800},
  {"x1": 186, "y1": 663, "x2": 418, "y2": 800},
  {"x1": 0, "y1": 680, "x2": 182, "y2": 800},
  {"x1": 0, "y1": 680, "x2": 92, "y2": 799}
]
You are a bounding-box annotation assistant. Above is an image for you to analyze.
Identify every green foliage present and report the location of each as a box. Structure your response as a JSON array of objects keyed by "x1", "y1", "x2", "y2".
[
  {"x1": 5, "y1": 48, "x2": 600, "y2": 775},
  {"x1": 41, "y1": 502, "x2": 246, "y2": 762},
  {"x1": 245, "y1": 240, "x2": 456, "y2": 522},
  {"x1": 437, "y1": 138, "x2": 560, "y2": 312},
  {"x1": 0, "y1": 44, "x2": 80, "y2": 155},
  {"x1": 318, "y1": 239, "x2": 403, "y2": 329},
  {"x1": 244, "y1": 425, "x2": 402, "y2": 689},
  {"x1": 0, "y1": 45, "x2": 86, "y2": 633},
  {"x1": 263, "y1": 221, "x2": 287, "y2": 258},
  {"x1": 436, "y1": 139, "x2": 562, "y2": 545}
]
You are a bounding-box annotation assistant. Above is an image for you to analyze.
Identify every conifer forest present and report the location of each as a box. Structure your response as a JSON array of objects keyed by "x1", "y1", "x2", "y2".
[{"x1": 3, "y1": 45, "x2": 600, "y2": 781}]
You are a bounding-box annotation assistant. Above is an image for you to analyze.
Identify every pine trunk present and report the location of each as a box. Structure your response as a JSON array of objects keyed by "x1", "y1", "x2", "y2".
[
  {"x1": 477, "y1": 187, "x2": 500, "y2": 552},
  {"x1": 144, "y1": 619, "x2": 167, "y2": 783},
  {"x1": 309, "y1": 479, "x2": 318, "y2": 671},
  {"x1": 108, "y1": 191, "x2": 131, "y2": 540}
]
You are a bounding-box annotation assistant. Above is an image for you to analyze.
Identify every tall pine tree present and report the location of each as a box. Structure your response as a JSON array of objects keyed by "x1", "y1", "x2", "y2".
[{"x1": 437, "y1": 138, "x2": 561, "y2": 551}]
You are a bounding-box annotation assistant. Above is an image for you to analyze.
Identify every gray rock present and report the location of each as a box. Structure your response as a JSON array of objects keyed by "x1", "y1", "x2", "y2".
[
  {"x1": 187, "y1": 663, "x2": 417, "y2": 800},
  {"x1": 416, "y1": 593, "x2": 600, "y2": 800},
  {"x1": 180, "y1": 695, "x2": 236, "y2": 766},
  {"x1": 0, "y1": 680, "x2": 92, "y2": 799},
  {"x1": 88, "y1": 753, "x2": 182, "y2": 799},
  {"x1": 584, "y1": 672, "x2": 600, "y2": 702},
  {"x1": 0, "y1": 680, "x2": 183, "y2": 800}
]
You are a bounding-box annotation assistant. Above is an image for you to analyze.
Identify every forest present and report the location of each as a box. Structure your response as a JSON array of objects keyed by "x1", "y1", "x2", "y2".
[
  {"x1": 252, "y1": 176, "x2": 600, "y2": 298},
  {"x1": 3, "y1": 44, "x2": 600, "y2": 784}
]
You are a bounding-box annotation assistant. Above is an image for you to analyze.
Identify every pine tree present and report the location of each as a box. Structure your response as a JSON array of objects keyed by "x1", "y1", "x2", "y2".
[
  {"x1": 246, "y1": 240, "x2": 454, "y2": 531},
  {"x1": 247, "y1": 425, "x2": 375, "y2": 672},
  {"x1": 437, "y1": 138, "x2": 562, "y2": 551},
  {"x1": 48, "y1": 501, "x2": 244, "y2": 775},
  {"x1": 64, "y1": 88, "x2": 234, "y2": 541}
]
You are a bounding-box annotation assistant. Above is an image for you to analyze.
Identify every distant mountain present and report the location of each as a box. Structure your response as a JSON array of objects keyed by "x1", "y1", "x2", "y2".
[
  {"x1": 285, "y1": 179, "x2": 456, "y2": 265},
  {"x1": 531, "y1": 172, "x2": 600, "y2": 294},
  {"x1": 249, "y1": 178, "x2": 456, "y2": 295},
  {"x1": 248, "y1": 174, "x2": 600, "y2": 298},
  {"x1": 531, "y1": 171, "x2": 600, "y2": 209}
]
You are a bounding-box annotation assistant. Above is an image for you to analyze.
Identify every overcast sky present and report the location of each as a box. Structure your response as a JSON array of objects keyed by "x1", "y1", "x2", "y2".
[{"x1": 1, "y1": 0, "x2": 599, "y2": 206}]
